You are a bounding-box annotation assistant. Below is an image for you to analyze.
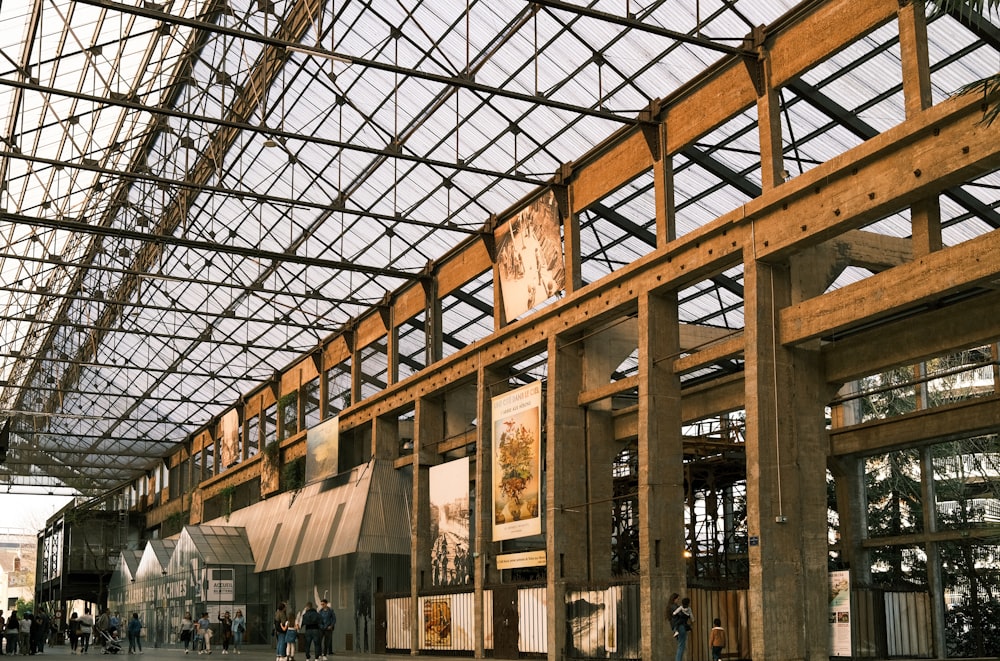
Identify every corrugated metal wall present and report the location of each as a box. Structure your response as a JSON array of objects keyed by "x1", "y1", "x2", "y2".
[
  {"x1": 384, "y1": 586, "x2": 933, "y2": 659},
  {"x1": 687, "y1": 588, "x2": 751, "y2": 661},
  {"x1": 885, "y1": 591, "x2": 932, "y2": 657}
]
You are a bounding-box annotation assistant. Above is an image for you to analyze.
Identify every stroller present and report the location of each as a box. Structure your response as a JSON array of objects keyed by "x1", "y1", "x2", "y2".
[{"x1": 98, "y1": 629, "x2": 122, "y2": 654}]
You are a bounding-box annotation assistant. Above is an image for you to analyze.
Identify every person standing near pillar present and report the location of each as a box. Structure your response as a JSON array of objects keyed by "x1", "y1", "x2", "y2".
[{"x1": 670, "y1": 597, "x2": 693, "y2": 661}]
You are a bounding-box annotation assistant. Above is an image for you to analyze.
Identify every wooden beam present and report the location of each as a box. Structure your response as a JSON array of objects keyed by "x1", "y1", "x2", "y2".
[
  {"x1": 823, "y1": 289, "x2": 1000, "y2": 384},
  {"x1": 829, "y1": 395, "x2": 1000, "y2": 456},
  {"x1": 674, "y1": 332, "x2": 744, "y2": 375},
  {"x1": 835, "y1": 230, "x2": 913, "y2": 272},
  {"x1": 578, "y1": 375, "x2": 638, "y2": 407},
  {"x1": 782, "y1": 227, "x2": 1000, "y2": 345}
]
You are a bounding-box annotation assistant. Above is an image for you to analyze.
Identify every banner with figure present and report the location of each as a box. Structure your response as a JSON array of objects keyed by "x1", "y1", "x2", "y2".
[
  {"x1": 429, "y1": 457, "x2": 472, "y2": 586},
  {"x1": 495, "y1": 190, "x2": 565, "y2": 321},
  {"x1": 492, "y1": 381, "x2": 542, "y2": 541}
]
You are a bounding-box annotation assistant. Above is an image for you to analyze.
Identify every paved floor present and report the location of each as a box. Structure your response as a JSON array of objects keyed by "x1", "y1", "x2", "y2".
[{"x1": 1, "y1": 644, "x2": 424, "y2": 661}]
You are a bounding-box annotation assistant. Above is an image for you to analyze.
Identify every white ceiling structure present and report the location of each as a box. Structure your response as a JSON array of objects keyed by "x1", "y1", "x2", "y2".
[{"x1": 0, "y1": 0, "x2": 997, "y2": 495}]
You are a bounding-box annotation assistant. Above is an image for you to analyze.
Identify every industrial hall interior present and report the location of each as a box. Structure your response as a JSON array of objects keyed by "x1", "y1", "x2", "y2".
[{"x1": 2, "y1": 0, "x2": 1000, "y2": 659}]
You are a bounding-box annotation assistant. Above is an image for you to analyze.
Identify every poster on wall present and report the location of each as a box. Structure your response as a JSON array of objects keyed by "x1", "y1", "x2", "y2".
[
  {"x1": 829, "y1": 570, "x2": 852, "y2": 656},
  {"x1": 492, "y1": 381, "x2": 542, "y2": 541},
  {"x1": 495, "y1": 190, "x2": 566, "y2": 321},
  {"x1": 306, "y1": 415, "x2": 339, "y2": 484},
  {"x1": 220, "y1": 409, "x2": 239, "y2": 468},
  {"x1": 423, "y1": 598, "x2": 452, "y2": 647},
  {"x1": 429, "y1": 457, "x2": 472, "y2": 586}
]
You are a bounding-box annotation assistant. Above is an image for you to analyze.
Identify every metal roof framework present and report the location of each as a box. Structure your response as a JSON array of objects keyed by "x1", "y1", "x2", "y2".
[{"x1": 0, "y1": 0, "x2": 997, "y2": 495}]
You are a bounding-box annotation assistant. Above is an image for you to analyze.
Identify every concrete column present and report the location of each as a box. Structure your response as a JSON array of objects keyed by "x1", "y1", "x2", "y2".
[
  {"x1": 899, "y1": 0, "x2": 942, "y2": 255},
  {"x1": 372, "y1": 414, "x2": 399, "y2": 460},
  {"x1": 756, "y1": 48, "x2": 785, "y2": 191},
  {"x1": 744, "y1": 257, "x2": 829, "y2": 660},
  {"x1": 546, "y1": 333, "x2": 589, "y2": 661},
  {"x1": 653, "y1": 120, "x2": 676, "y2": 245},
  {"x1": 474, "y1": 365, "x2": 506, "y2": 657},
  {"x1": 583, "y1": 322, "x2": 637, "y2": 580},
  {"x1": 921, "y1": 447, "x2": 947, "y2": 659},
  {"x1": 637, "y1": 290, "x2": 684, "y2": 660},
  {"x1": 410, "y1": 396, "x2": 442, "y2": 654}
]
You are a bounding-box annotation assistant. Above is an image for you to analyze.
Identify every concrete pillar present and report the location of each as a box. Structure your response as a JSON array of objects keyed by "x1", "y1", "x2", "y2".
[
  {"x1": 921, "y1": 447, "x2": 947, "y2": 659},
  {"x1": 743, "y1": 257, "x2": 829, "y2": 660},
  {"x1": 474, "y1": 365, "x2": 506, "y2": 657},
  {"x1": 372, "y1": 414, "x2": 399, "y2": 460},
  {"x1": 410, "y1": 396, "x2": 442, "y2": 654},
  {"x1": 546, "y1": 333, "x2": 589, "y2": 661},
  {"x1": 899, "y1": 0, "x2": 942, "y2": 255},
  {"x1": 583, "y1": 322, "x2": 637, "y2": 580},
  {"x1": 637, "y1": 290, "x2": 685, "y2": 659}
]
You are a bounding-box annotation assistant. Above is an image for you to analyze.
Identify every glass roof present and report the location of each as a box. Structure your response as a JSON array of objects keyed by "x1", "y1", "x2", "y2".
[{"x1": 0, "y1": 0, "x2": 997, "y2": 495}]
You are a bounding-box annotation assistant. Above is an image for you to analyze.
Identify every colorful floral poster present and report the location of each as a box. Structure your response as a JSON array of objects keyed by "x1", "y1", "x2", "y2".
[
  {"x1": 492, "y1": 381, "x2": 542, "y2": 541},
  {"x1": 495, "y1": 190, "x2": 565, "y2": 321}
]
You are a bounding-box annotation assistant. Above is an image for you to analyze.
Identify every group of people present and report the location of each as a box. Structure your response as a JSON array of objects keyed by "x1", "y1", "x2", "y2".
[
  {"x1": 272, "y1": 599, "x2": 336, "y2": 661},
  {"x1": 1, "y1": 608, "x2": 51, "y2": 655},
  {"x1": 66, "y1": 608, "x2": 144, "y2": 654},
  {"x1": 668, "y1": 593, "x2": 728, "y2": 661},
  {"x1": 179, "y1": 610, "x2": 247, "y2": 655}
]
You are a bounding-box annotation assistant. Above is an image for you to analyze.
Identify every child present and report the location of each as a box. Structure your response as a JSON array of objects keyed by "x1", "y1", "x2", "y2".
[{"x1": 710, "y1": 618, "x2": 727, "y2": 661}]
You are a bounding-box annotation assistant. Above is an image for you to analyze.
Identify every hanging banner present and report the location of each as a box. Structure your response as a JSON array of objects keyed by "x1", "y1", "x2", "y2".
[
  {"x1": 829, "y1": 570, "x2": 852, "y2": 656},
  {"x1": 306, "y1": 415, "x2": 340, "y2": 484},
  {"x1": 219, "y1": 409, "x2": 240, "y2": 468},
  {"x1": 495, "y1": 190, "x2": 566, "y2": 321},
  {"x1": 492, "y1": 381, "x2": 542, "y2": 541},
  {"x1": 430, "y1": 457, "x2": 472, "y2": 586}
]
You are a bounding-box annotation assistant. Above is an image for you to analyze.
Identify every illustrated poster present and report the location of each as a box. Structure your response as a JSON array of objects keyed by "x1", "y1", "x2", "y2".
[
  {"x1": 495, "y1": 190, "x2": 565, "y2": 321},
  {"x1": 829, "y1": 570, "x2": 852, "y2": 656},
  {"x1": 220, "y1": 408, "x2": 239, "y2": 468},
  {"x1": 423, "y1": 598, "x2": 452, "y2": 647},
  {"x1": 306, "y1": 415, "x2": 339, "y2": 483},
  {"x1": 492, "y1": 381, "x2": 542, "y2": 541}
]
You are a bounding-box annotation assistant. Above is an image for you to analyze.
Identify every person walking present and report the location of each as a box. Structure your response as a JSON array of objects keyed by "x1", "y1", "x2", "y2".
[
  {"x1": 217, "y1": 612, "x2": 232, "y2": 655},
  {"x1": 299, "y1": 603, "x2": 321, "y2": 661},
  {"x1": 196, "y1": 613, "x2": 212, "y2": 655},
  {"x1": 78, "y1": 609, "x2": 94, "y2": 655},
  {"x1": 126, "y1": 614, "x2": 142, "y2": 654},
  {"x1": 671, "y1": 597, "x2": 694, "y2": 661},
  {"x1": 709, "y1": 618, "x2": 727, "y2": 661},
  {"x1": 317, "y1": 601, "x2": 335, "y2": 661},
  {"x1": 67, "y1": 614, "x2": 79, "y2": 655},
  {"x1": 230, "y1": 611, "x2": 246, "y2": 655},
  {"x1": 179, "y1": 613, "x2": 194, "y2": 655}
]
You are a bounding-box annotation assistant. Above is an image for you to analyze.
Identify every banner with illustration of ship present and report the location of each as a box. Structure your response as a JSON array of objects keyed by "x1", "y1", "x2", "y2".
[{"x1": 491, "y1": 381, "x2": 542, "y2": 541}]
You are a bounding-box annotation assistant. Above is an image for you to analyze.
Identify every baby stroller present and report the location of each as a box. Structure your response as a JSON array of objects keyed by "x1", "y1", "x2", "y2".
[{"x1": 98, "y1": 629, "x2": 122, "y2": 654}]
